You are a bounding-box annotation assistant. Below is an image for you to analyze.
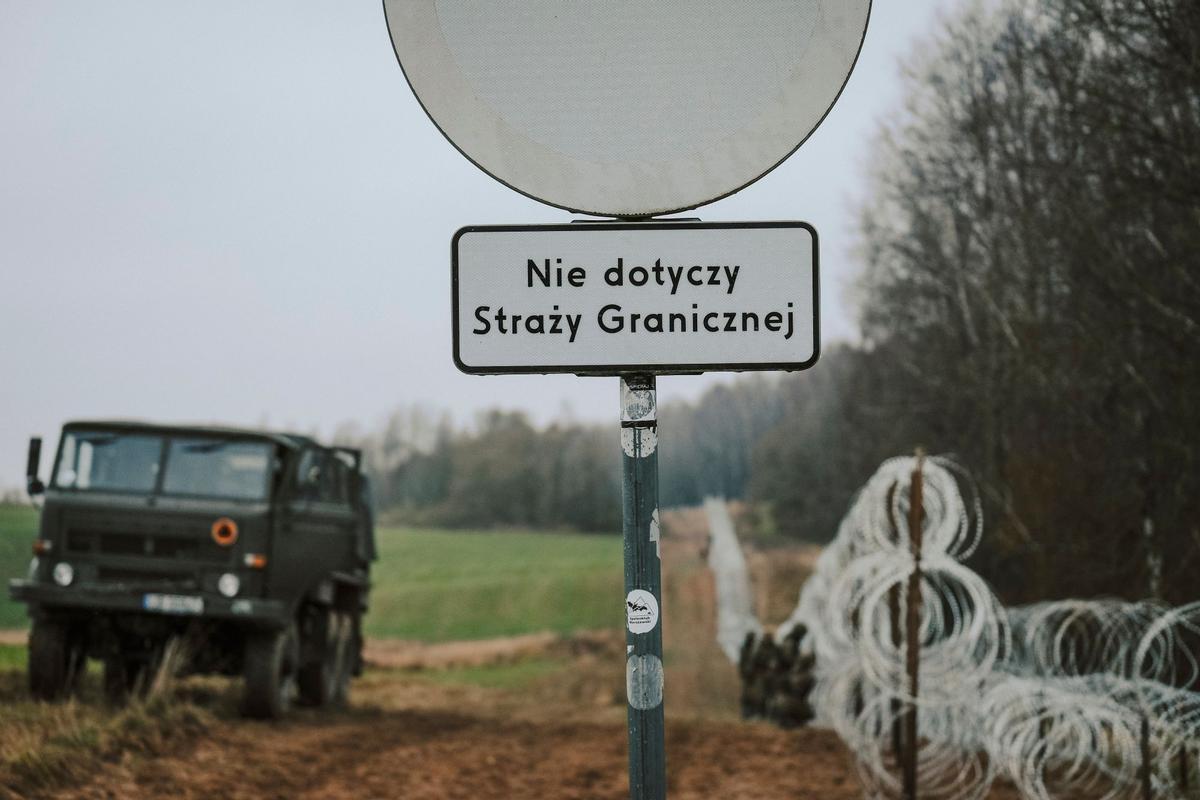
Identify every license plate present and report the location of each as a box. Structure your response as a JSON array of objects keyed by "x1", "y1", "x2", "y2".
[{"x1": 142, "y1": 593, "x2": 204, "y2": 615}]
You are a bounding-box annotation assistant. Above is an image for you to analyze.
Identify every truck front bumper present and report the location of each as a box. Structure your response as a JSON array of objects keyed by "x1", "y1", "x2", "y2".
[{"x1": 8, "y1": 579, "x2": 290, "y2": 629}]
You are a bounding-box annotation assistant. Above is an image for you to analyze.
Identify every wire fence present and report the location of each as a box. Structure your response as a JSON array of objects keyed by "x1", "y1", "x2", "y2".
[{"x1": 744, "y1": 456, "x2": 1199, "y2": 800}]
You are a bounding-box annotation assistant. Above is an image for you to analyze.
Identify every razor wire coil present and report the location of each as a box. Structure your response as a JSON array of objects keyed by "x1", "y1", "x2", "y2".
[{"x1": 769, "y1": 456, "x2": 1200, "y2": 799}]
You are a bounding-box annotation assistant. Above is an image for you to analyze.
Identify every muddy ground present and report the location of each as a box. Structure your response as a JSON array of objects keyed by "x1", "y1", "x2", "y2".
[
  {"x1": 5, "y1": 511, "x2": 1023, "y2": 799},
  {"x1": 43, "y1": 633, "x2": 866, "y2": 800}
]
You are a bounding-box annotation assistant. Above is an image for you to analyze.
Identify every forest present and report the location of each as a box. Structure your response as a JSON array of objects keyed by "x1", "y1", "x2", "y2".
[{"x1": 335, "y1": 0, "x2": 1198, "y2": 608}]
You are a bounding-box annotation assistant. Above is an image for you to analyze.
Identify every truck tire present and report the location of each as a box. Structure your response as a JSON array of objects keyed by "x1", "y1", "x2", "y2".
[
  {"x1": 298, "y1": 609, "x2": 354, "y2": 708},
  {"x1": 28, "y1": 619, "x2": 84, "y2": 701},
  {"x1": 242, "y1": 626, "x2": 298, "y2": 720}
]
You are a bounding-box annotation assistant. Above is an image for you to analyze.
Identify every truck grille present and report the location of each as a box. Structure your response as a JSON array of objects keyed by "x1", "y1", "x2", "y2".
[
  {"x1": 100, "y1": 533, "x2": 144, "y2": 555},
  {"x1": 97, "y1": 567, "x2": 197, "y2": 590},
  {"x1": 64, "y1": 528, "x2": 228, "y2": 563}
]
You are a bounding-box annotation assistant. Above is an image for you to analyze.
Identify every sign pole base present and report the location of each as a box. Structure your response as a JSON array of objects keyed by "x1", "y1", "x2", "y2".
[{"x1": 621, "y1": 374, "x2": 666, "y2": 800}]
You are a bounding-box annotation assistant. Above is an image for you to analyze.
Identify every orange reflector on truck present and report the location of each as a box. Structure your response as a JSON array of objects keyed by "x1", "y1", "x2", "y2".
[
  {"x1": 32, "y1": 540, "x2": 52, "y2": 555},
  {"x1": 243, "y1": 553, "x2": 267, "y2": 569},
  {"x1": 211, "y1": 517, "x2": 239, "y2": 547}
]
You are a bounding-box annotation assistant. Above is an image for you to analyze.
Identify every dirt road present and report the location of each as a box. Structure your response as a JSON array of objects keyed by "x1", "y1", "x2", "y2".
[
  {"x1": 6, "y1": 513, "x2": 1022, "y2": 799},
  {"x1": 51, "y1": 670, "x2": 862, "y2": 800},
  {"x1": 31, "y1": 629, "x2": 1019, "y2": 800}
]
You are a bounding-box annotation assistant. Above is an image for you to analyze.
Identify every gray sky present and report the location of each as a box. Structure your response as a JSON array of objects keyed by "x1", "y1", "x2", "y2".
[{"x1": 0, "y1": 1, "x2": 953, "y2": 486}]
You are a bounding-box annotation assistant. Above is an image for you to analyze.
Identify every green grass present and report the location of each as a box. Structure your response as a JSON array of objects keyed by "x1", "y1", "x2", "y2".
[
  {"x1": 0, "y1": 505, "x2": 623, "y2": 642},
  {"x1": 0, "y1": 505, "x2": 36, "y2": 629},
  {"x1": 0, "y1": 644, "x2": 24, "y2": 670},
  {"x1": 416, "y1": 657, "x2": 567, "y2": 689},
  {"x1": 365, "y1": 527, "x2": 623, "y2": 641}
]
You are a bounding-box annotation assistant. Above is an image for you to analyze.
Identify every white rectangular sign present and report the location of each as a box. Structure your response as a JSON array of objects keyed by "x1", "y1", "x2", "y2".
[{"x1": 452, "y1": 221, "x2": 818, "y2": 375}]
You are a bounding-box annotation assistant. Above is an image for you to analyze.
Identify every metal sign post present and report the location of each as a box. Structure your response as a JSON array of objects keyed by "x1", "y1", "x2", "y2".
[
  {"x1": 383, "y1": 4, "x2": 871, "y2": 797},
  {"x1": 448, "y1": 219, "x2": 819, "y2": 800},
  {"x1": 621, "y1": 375, "x2": 666, "y2": 799}
]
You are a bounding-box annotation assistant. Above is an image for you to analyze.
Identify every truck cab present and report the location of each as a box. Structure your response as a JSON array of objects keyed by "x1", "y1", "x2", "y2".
[{"x1": 10, "y1": 420, "x2": 375, "y2": 718}]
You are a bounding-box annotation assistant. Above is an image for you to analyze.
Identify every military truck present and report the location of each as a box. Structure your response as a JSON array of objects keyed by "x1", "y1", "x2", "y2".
[{"x1": 9, "y1": 420, "x2": 376, "y2": 718}]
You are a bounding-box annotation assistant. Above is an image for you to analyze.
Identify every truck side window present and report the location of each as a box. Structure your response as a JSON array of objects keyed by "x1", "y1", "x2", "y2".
[
  {"x1": 295, "y1": 449, "x2": 350, "y2": 506},
  {"x1": 294, "y1": 450, "x2": 322, "y2": 502}
]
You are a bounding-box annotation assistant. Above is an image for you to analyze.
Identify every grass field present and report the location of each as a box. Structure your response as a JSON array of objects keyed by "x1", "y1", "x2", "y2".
[
  {"x1": 0, "y1": 505, "x2": 36, "y2": 629},
  {"x1": 0, "y1": 644, "x2": 24, "y2": 670},
  {"x1": 0, "y1": 505, "x2": 623, "y2": 641},
  {"x1": 366, "y1": 527, "x2": 623, "y2": 641}
]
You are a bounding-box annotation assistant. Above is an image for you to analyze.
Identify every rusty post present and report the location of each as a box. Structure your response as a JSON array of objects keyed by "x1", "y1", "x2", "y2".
[
  {"x1": 1039, "y1": 693, "x2": 1051, "y2": 742},
  {"x1": 1140, "y1": 714, "x2": 1152, "y2": 800},
  {"x1": 851, "y1": 600, "x2": 863, "y2": 719},
  {"x1": 886, "y1": 482, "x2": 903, "y2": 762},
  {"x1": 902, "y1": 455, "x2": 925, "y2": 800},
  {"x1": 1038, "y1": 698, "x2": 1050, "y2": 791}
]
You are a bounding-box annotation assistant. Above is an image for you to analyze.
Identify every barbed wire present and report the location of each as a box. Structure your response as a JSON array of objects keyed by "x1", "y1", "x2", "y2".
[{"x1": 768, "y1": 456, "x2": 1200, "y2": 799}]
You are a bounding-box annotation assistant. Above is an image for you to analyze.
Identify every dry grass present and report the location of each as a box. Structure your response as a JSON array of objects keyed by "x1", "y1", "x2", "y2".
[
  {"x1": 744, "y1": 546, "x2": 819, "y2": 627},
  {"x1": 657, "y1": 505, "x2": 821, "y2": 719},
  {"x1": 0, "y1": 650, "x2": 218, "y2": 799},
  {"x1": 0, "y1": 502, "x2": 828, "y2": 797}
]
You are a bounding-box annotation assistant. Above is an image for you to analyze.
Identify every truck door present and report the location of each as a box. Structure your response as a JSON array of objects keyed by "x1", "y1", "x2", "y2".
[{"x1": 272, "y1": 448, "x2": 357, "y2": 604}]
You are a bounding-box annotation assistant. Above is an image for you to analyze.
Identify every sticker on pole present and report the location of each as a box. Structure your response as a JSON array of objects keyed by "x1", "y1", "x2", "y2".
[
  {"x1": 626, "y1": 590, "x2": 660, "y2": 635},
  {"x1": 452, "y1": 221, "x2": 818, "y2": 376}
]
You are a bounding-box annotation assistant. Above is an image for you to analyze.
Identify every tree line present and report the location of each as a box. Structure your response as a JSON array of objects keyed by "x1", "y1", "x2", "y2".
[
  {"x1": 331, "y1": 407, "x2": 621, "y2": 532},
  {"x1": 337, "y1": 0, "x2": 1198, "y2": 606},
  {"x1": 756, "y1": 0, "x2": 1199, "y2": 606}
]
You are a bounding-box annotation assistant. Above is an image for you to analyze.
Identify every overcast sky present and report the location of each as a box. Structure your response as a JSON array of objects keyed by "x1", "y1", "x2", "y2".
[{"x1": 0, "y1": 1, "x2": 954, "y2": 486}]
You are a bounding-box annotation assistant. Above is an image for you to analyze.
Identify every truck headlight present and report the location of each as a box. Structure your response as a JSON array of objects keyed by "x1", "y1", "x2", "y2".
[
  {"x1": 217, "y1": 573, "x2": 240, "y2": 598},
  {"x1": 52, "y1": 562, "x2": 74, "y2": 587}
]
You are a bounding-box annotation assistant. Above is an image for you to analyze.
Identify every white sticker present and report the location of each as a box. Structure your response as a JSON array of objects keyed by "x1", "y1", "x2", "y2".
[
  {"x1": 621, "y1": 427, "x2": 658, "y2": 458},
  {"x1": 626, "y1": 654, "x2": 665, "y2": 710},
  {"x1": 625, "y1": 589, "x2": 659, "y2": 634}
]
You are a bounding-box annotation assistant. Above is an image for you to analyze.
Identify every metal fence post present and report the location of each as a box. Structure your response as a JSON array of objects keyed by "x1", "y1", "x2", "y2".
[
  {"x1": 1181, "y1": 747, "x2": 1190, "y2": 792},
  {"x1": 851, "y1": 599, "x2": 864, "y2": 720},
  {"x1": 886, "y1": 482, "x2": 904, "y2": 762},
  {"x1": 902, "y1": 454, "x2": 925, "y2": 800},
  {"x1": 1141, "y1": 713, "x2": 1153, "y2": 800},
  {"x1": 621, "y1": 375, "x2": 666, "y2": 800}
]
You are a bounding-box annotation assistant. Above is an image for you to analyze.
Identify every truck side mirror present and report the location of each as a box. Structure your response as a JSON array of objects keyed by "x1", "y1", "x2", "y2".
[{"x1": 26, "y1": 437, "x2": 45, "y2": 496}]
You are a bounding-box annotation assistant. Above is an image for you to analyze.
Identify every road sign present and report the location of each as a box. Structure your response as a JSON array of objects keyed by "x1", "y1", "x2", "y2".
[
  {"x1": 385, "y1": 6, "x2": 864, "y2": 797},
  {"x1": 452, "y1": 222, "x2": 818, "y2": 376},
  {"x1": 383, "y1": 1, "x2": 872, "y2": 216}
]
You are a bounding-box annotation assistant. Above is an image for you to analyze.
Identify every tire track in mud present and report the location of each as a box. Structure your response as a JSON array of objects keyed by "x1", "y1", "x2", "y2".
[
  {"x1": 53, "y1": 703, "x2": 869, "y2": 800},
  {"x1": 52, "y1": 707, "x2": 482, "y2": 800},
  {"x1": 7, "y1": 515, "x2": 1025, "y2": 800}
]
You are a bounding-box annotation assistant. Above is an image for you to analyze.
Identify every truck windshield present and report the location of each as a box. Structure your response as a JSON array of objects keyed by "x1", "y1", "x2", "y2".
[
  {"x1": 162, "y1": 438, "x2": 273, "y2": 501},
  {"x1": 54, "y1": 431, "x2": 162, "y2": 493},
  {"x1": 53, "y1": 430, "x2": 274, "y2": 501}
]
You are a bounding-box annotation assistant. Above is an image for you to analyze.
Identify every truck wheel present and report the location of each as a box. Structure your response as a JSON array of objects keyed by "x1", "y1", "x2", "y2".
[
  {"x1": 298, "y1": 609, "x2": 353, "y2": 708},
  {"x1": 242, "y1": 626, "x2": 298, "y2": 720},
  {"x1": 28, "y1": 619, "x2": 84, "y2": 701}
]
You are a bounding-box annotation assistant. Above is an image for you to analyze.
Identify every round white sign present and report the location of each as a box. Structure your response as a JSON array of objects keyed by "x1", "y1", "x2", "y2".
[{"x1": 384, "y1": 1, "x2": 872, "y2": 217}]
